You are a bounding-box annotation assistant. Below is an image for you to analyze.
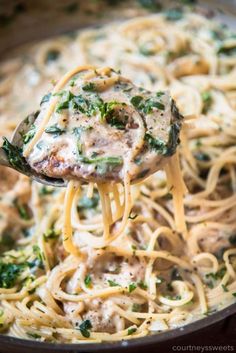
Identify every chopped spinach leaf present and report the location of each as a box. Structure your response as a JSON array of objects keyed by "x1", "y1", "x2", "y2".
[
  {"x1": 27, "y1": 332, "x2": 41, "y2": 339},
  {"x1": 43, "y1": 227, "x2": 60, "y2": 241},
  {"x1": 205, "y1": 267, "x2": 226, "y2": 281},
  {"x1": 2, "y1": 137, "x2": 27, "y2": 172},
  {"x1": 56, "y1": 91, "x2": 74, "y2": 112},
  {"x1": 143, "y1": 98, "x2": 165, "y2": 113},
  {"x1": 128, "y1": 283, "x2": 137, "y2": 293},
  {"x1": 128, "y1": 327, "x2": 137, "y2": 335},
  {"x1": 84, "y1": 274, "x2": 92, "y2": 288},
  {"x1": 0, "y1": 262, "x2": 26, "y2": 288},
  {"x1": 40, "y1": 93, "x2": 52, "y2": 106},
  {"x1": 14, "y1": 201, "x2": 30, "y2": 220},
  {"x1": 222, "y1": 284, "x2": 229, "y2": 292},
  {"x1": 145, "y1": 132, "x2": 167, "y2": 155},
  {"x1": 130, "y1": 96, "x2": 143, "y2": 108},
  {"x1": 82, "y1": 82, "x2": 96, "y2": 91},
  {"x1": 22, "y1": 125, "x2": 36, "y2": 144},
  {"x1": 77, "y1": 319, "x2": 92, "y2": 338},
  {"x1": 30, "y1": 245, "x2": 45, "y2": 270},
  {"x1": 108, "y1": 280, "x2": 120, "y2": 287},
  {"x1": 45, "y1": 124, "x2": 65, "y2": 136},
  {"x1": 78, "y1": 155, "x2": 122, "y2": 166},
  {"x1": 130, "y1": 95, "x2": 165, "y2": 113}
]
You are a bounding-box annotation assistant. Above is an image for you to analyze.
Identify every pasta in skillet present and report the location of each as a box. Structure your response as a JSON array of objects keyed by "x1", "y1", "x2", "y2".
[{"x1": 0, "y1": 4, "x2": 236, "y2": 343}]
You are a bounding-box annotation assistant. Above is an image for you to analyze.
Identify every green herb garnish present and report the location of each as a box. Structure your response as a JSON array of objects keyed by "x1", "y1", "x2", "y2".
[
  {"x1": 128, "y1": 283, "x2": 137, "y2": 293},
  {"x1": 108, "y1": 280, "x2": 120, "y2": 287},
  {"x1": 27, "y1": 332, "x2": 42, "y2": 339},
  {"x1": 144, "y1": 133, "x2": 167, "y2": 155},
  {"x1": 84, "y1": 274, "x2": 92, "y2": 288},
  {"x1": 78, "y1": 155, "x2": 122, "y2": 166},
  {"x1": 128, "y1": 327, "x2": 137, "y2": 335},
  {"x1": 40, "y1": 93, "x2": 52, "y2": 106},
  {"x1": 31, "y1": 245, "x2": 45, "y2": 270},
  {"x1": 221, "y1": 284, "x2": 229, "y2": 292},
  {"x1": 0, "y1": 262, "x2": 26, "y2": 288},
  {"x1": 43, "y1": 227, "x2": 60, "y2": 241},
  {"x1": 45, "y1": 124, "x2": 65, "y2": 136},
  {"x1": 22, "y1": 125, "x2": 36, "y2": 144},
  {"x1": 56, "y1": 91, "x2": 74, "y2": 112},
  {"x1": 130, "y1": 95, "x2": 165, "y2": 113},
  {"x1": 14, "y1": 201, "x2": 30, "y2": 220},
  {"x1": 130, "y1": 96, "x2": 143, "y2": 108},
  {"x1": 82, "y1": 82, "x2": 96, "y2": 91},
  {"x1": 77, "y1": 320, "x2": 92, "y2": 338},
  {"x1": 2, "y1": 137, "x2": 27, "y2": 172},
  {"x1": 205, "y1": 267, "x2": 226, "y2": 281}
]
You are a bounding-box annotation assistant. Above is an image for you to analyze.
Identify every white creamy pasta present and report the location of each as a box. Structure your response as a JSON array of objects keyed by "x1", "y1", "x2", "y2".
[{"x1": 0, "y1": 3, "x2": 236, "y2": 343}]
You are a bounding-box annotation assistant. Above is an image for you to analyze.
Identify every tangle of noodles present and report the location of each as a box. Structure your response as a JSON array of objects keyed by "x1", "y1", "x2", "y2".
[{"x1": 0, "y1": 4, "x2": 236, "y2": 343}]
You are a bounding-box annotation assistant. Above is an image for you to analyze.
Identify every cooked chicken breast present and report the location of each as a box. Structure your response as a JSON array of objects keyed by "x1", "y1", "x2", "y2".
[{"x1": 24, "y1": 67, "x2": 183, "y2": 183}]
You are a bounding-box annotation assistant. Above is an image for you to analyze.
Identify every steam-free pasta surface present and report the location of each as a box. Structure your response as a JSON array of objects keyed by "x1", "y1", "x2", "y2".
[{"x1": 0, "y1": 4, "x2": 236, "y2": 343}]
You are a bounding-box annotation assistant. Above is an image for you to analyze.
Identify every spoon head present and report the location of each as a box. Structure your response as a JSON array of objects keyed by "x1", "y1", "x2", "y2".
[{"x1": 11, "y1": 113, "x2": 67, "y2": 187}]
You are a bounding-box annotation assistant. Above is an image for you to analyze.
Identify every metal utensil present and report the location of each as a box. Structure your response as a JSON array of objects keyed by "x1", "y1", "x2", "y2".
[{"x1": 0, "y1": 113, "x2": 66, "y2": 187}]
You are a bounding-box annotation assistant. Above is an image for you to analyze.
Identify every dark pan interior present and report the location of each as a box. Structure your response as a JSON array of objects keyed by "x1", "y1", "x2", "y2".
[
  {"x1": 0, "y1": 302, "x2": 235, "y2": 353},
  {"x1": 0, "y1": 0, "x2": 236, "y2": 352}
]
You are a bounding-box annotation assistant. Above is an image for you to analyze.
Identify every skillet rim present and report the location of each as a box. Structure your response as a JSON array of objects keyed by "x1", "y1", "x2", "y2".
[{"x1": 0, "y1": 0, "x2": 236, "y2": 351}]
